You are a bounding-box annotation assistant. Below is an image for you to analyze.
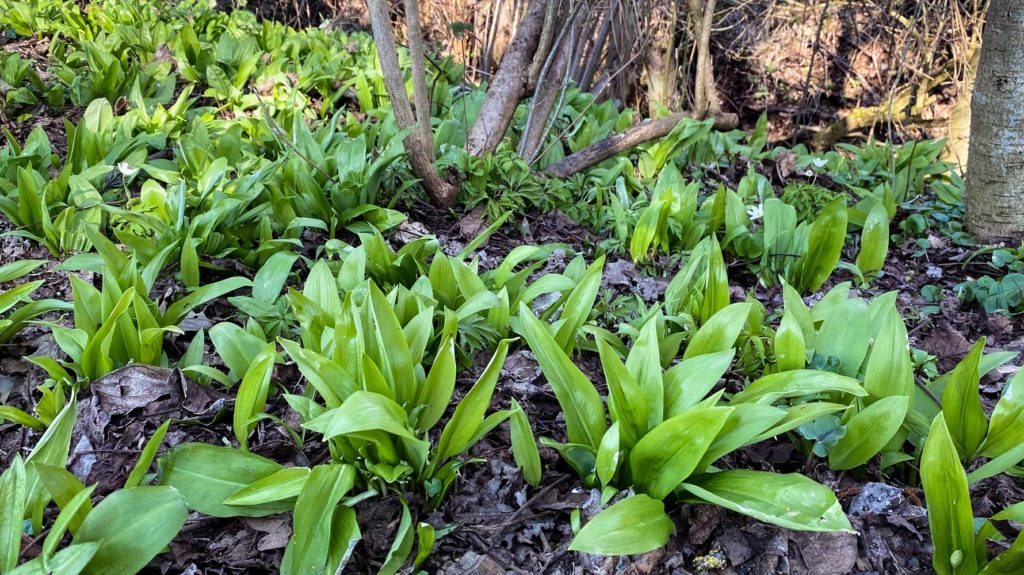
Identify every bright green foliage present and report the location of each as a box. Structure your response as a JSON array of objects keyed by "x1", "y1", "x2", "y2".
[{"x1": 519, "y1": 299, "x2": 857, "y2": 554}]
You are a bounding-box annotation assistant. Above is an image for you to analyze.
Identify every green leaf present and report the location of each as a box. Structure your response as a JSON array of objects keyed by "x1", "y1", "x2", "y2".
[
  {"x1": 415, "y1": 333, "x2": 457, "y2": 432},
  {"x1": 379, "y1": 501, "x2": 414, "y2": 575},
  {"x1": 774, "y1": 310, "x2": 806, "y2": 371},
  {"x1": 730, "y1": 370, "x2": 865, "y2": 404},
  {"x1": 0, "y1": 457, "x2": 26, "y2": 571},
  {"x1": 510, "y1": 399, "x2": 542, "y2": 487},
  {"x1": 43, "y1": 484, "x2": 97, "y2": 558},
  {"x1": 234, "y1": 344, "x2": 276, "y2": 451},
  {"x1": 9, "y1": 543, "x2": 99, "y2": 575},
  {"x1": 281, "y1": 465, "x2": 356, "y2": 575},
  {"x1": 683, "y1": 303, "x2": 752, "y2": 360},
  {"x1": 225, "y1": 467, "x2": 311, "y2": 506},
  {"x1": 863, "y1": 304, "x2": 914, "y2": 401},
  {"x1": 796, "y1": 196, "x2": 848, "y2": 292},
  {"x1": 814, "y1": 297, "x2": 871, "y2": 377},
  {"x1": 941, "y1": 339, "x2": 989, "y2": 459},
  {"x1": 279, "y1": 338, "x2": 355, "y2": 408},
  {"x1": 625, "y1": 316, "x2": 664, "y2": 431},
  {"x1": 921, "y1": 416, "x2": 978, "y2": 575},
  {"x1": 597, "y1": 337, "x2": 647, "y2": 447},
  {"x1": 596, "y1": 422, "x2": 621, "y2": 488},
  {"x1": 683, "y1": 470, "x2": 854, "y2": 533},
  {"x1": 828, "y1": 396, "x2": 909, "y2": 470},
  {"x1": 554, "y1": 256, "x2": 605, "y2": 354},
  {"x1": 436, "y1": 339, "x2": 512, "y2": 460},
  {"x1": 629, "y1": 407, "x2": 731, "y2": 499},
  {"x1": 981, "y1": 368, "x2": 1024, "y2": 459},
  {"x1": 74, "y1": 486, "x2": 188, "y2": 575},
  {"x1": 568, "y1": 494, "x2": 674, "y2": 555},
  {"x1": 855, "y1": 200, "x2": 889, "y2": 274},
  {"x1": 125, "y1": 419, "x2": 171, "y2": 488},
  {"x1": 664, "y1": 349, "x2": 734, "y2": 417},
  {"x1": 303, "y1": 390, "x2": 418, "y2": 441},
  {"x1": 164, "y1": 276, "x2": 252, "y2": 326},
  {"x1": 157, "y1": 443, "x2": 294, "y2": 517},
  {"x1": 518, "y1": 303, "x2": 606, "y2": 449}
]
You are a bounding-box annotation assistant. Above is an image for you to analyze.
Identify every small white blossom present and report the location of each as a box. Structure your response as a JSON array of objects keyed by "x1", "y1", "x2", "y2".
[
  {"x1": 810, "y1": 157, "x2": 828, "y2": 170},
  {"x1": 747, "y1": 203, "x2": 764, "y2": 221},
  {"x1": 117, "y1": 162, "x2": 140, "y2": 178}
]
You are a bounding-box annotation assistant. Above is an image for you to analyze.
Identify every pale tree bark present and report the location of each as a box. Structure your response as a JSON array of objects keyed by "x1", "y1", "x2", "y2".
[
  {"x1": 645, "y1": 0, "x2": 679, "y2": 115},
  {"x1": 689, "y1": 0, "x2": 721, "y2": 117},
  {"x1": 404, "y1": 0, "x2": 434, "y2": 161},
  {"x1": 366, "y1": 0, "x2": 456, "y2": 206},
  {"x1": 466, "y1": 0, "x2": 550, "y2": 156},
  {"x1": 943, "y1": 40, "x2": 981, "y2": 172},
  {"x1": 965, "y1": 0, "x2": 1024, "y2": 242}
]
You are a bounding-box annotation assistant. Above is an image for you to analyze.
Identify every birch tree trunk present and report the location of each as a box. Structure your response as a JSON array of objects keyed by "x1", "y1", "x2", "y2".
[{"x1": 965, "y1": 0, "x2": 1024, "y2": 242}]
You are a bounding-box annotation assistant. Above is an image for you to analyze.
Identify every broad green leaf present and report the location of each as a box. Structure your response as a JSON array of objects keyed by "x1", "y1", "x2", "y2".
[
  {"x1": 664, "y1": 349, "x2": 734, "y2": 417},
  {"x1": 981, "y1": 369, "x2": 1024, "y2": 458},
  {"x1": 855, "y1": 201, "x2": 889, "y2": 274},
  {"x1": 8, "y1": 543, "x2": 98, "y2": 575},
  {"x1": 774, "y1": 310, "x2": 805, "y2": 371},
  {"x1": 796, "y1": 196, "x2": 848, "y2": 292},
  {"x1": 281, "y1": 465, "x2": 356, "y2": 575},
  {"x1": 596, "y1": 422, "x2": 621, "y2": 488},
  {"x1": 43, "y1": 484, "x2": 97, "y2": 558},
  {"x1": 699, "y1": 235, "x2": 730, "y2": 324},
  {"x1": 164, "y1": 276, "x2": 252, "y2": 325},
  {"x1": 279, "y1": 339, "x2": 354, "y2": 408},
  {"x1": 863, "y1": 305, "x2": 914, "y2": 401},
  {"x1": 683, "y1": 303, "x2": 752, "y2": 360},
  {"x1": 814, "y1": 297, "x2": 871, "y2": 377},
  {"x1": 74, "y1": 486, "x2": 188, "y2": 575},
  {"x1": 554, "y1": 256, "x2": 605, "y2": 354},
  {"x1": 568, "y1": 494, "x2": 674, "y2": 555},
  {"x1": 379, "y1": 501, "x2": 414, "y2": 575},
  {"x1": 921, "y1": 416, "x2": 977, "y2": 575},
  {"x1": 157, "y1": 443, "x2": 293, "y2": 517},
  {"x1": 0, "y1": 457, "x2": 26, "y2": 571},
  {"x1": 415, "y1": 334, "x2": 456, "y2": 432},
  {"x1": 303, "y1": 391, "x2": 417, "y2": 440},
  {"x1": 234, "y1": 344, "x2": 276, "y2": 451},
  {"x1": 625, "y1": 316, "x2": 664, "y2": 430},
  {"x1": 630, "y1": 407, "x2": 731, "y2": 499},
  {"x1": 597, "y1": 337, "x2": 647, "y2": 447},
  {"x1": 325, "y1": 506, "x2": 361, "y2": 573},
  {"x1": 209, "y1": 322, "x2": 267, "y2": 383},
  {"x1": 730, "y1": 370, "x2": 865, "y2": 404},
  {"x1": 698, "y1": 404, "x2": 786, "y2": 469},
  {"x1": 828, "y1": 396, "x2": 909, "y2": 470},
  {"x1": 683, "y1": 470, "x2": 854, "y2": 533},
  {"x1": 436, "y1": 339, "x2": 512, "y2": 460},
  {"x1": 225, "y1": 467, "x2": 311, "y2": 506},
  {"x1": 518, "y1": 303, "x2": 606, "y2": 449},
  {"x1": 510, "y1": 399, "x2": 542, "y2": 487},
  {"x1": 251, "y1": 251, "x2": 299, "y2": 302},
  {"x1": 414, "y1": 522, "x2": 436, "y2": 567},
  {"x1": 942, "y1": 339, "x2": 988, "y2": 458}
]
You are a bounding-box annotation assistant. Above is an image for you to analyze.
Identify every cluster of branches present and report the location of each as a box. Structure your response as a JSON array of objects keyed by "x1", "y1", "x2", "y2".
[{"x1": 366, "y1": 0, "x2": 738, "y2": 207}]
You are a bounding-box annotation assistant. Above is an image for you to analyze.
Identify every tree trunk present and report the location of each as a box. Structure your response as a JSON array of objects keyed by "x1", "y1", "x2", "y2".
[
  {"x1": 366, "y1": 0, "x2": 457, "y2": 206},
  {"x1": 943, "y1": 40, "x2": 981, "y2": 172},
  {"x1": 466, "y1": 0, "x2": 550, "y2": 157},
  {"x1": 965, "y1": 0, "x2": 1024, "y2": 242}
]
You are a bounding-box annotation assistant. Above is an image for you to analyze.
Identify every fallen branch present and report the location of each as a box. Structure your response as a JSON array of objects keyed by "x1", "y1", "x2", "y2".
[{"x1": 542, "y1": 111, "x2": 739, "y2": 179}]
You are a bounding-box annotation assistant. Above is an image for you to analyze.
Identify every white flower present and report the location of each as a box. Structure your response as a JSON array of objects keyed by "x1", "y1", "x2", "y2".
[
  {"x1": 747, "y1": 203, "x2": 764, "y2": 221},
  {"x1": 117, "y1": 162, "x2": 140, "y2": 178},
  {"x1": 810, "y1": 157, "x2": 828, "y2": 170}
]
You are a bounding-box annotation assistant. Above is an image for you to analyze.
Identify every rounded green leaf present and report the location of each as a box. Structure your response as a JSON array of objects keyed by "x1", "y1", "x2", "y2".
[{"x1": 569, "y1": 495, "x2": 675, "y2": 556}]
